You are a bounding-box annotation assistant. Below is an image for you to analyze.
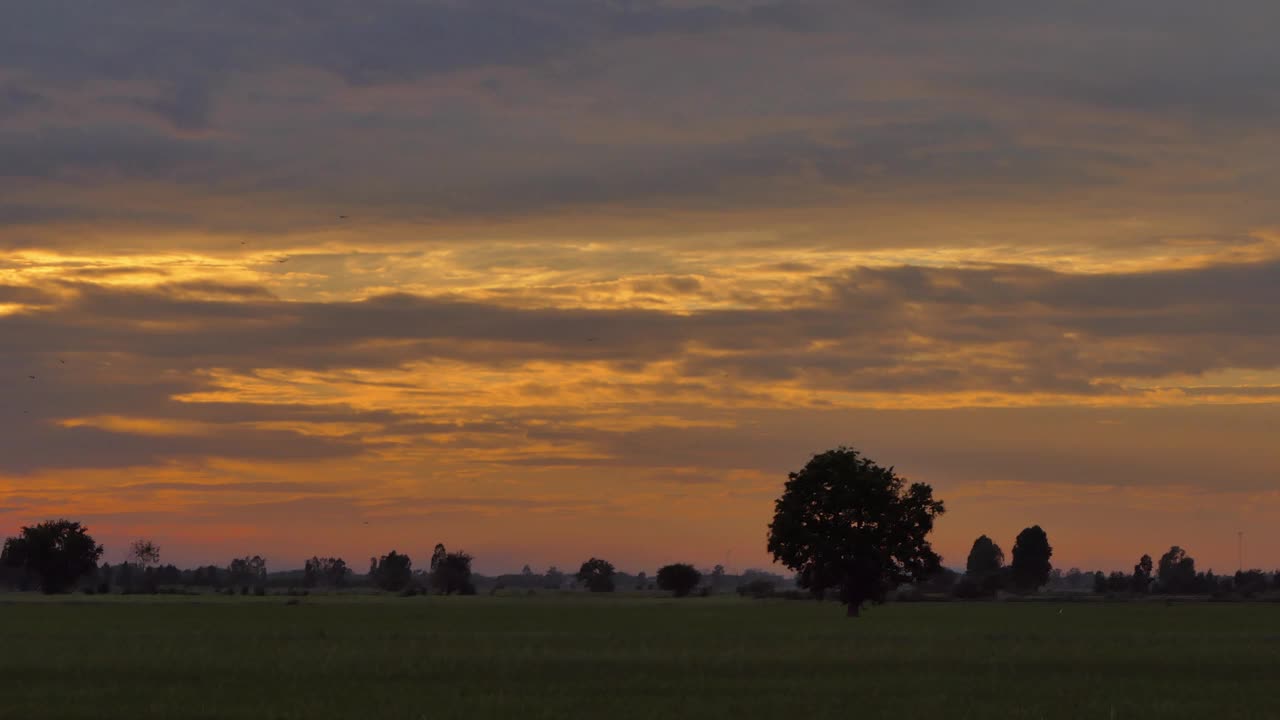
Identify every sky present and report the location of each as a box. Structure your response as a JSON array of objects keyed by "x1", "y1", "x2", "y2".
[{"x1": 2, "y1": 1, "x2": 1279, "y2": 575}]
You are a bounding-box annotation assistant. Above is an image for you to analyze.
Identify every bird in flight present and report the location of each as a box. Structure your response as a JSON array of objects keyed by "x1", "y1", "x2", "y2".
[
  {"x1": 338, "y1": 215, "x2": 349, "y2": 220},
  {"x1": 27, "y1": 375, "x2": 36, "y2": 380},
  {"x1": 276, "y1": 257, "x2": 290, "y2": 264}
]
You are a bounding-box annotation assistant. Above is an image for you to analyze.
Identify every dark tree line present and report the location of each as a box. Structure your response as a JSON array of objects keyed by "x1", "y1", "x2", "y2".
[{"x1": 5, "y1": 447, "x2": 1277, "y2": 612}]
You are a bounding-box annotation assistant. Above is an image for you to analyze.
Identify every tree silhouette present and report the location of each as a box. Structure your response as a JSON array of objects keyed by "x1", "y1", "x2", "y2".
[
  {"x1": 228, "y1": 555, "x2": 267, "y2": 594},
  {"x1": 1131, "y1": 554, "x2": 1153, "y2": 593},
  {"x1": 656, "y1": 563, "x2": 702, "y2": 597},
  {"x1": 304, "y1": 557, "x2": 349, "y2": 588},
  {"x1": 1010, "y1": 526, "x2": 1053, "y2": 592},
  {"x1": 964, "y1": 535, "x2": 1005, "y2": 595},
  {"x1": 129, "y1": 539, "x2": 160, "y2": 568},
  {"x1": 2, "y1": 520, "x2": 104, "y2": 594},
  {"x1": 429, "y1": 545, "x2": 474, "y2": 595},
  {"x1": 1157, "y1": 546, "x2": 1196, "y2": 593},
  {"x1": 965, "y1": 535, "x2": 1004, "y2": 576},
  {"x1": 576, "y1": 558, "x2": 616, "y2": 592},
  {"x1": 128, "y1": 539, "x2": 161, "y2": 593},
  {"x1": 372, "y1": 551, "x2": 413, "y2": 592},
  {"x1": 767, "y1": 447, "x2": 946, "y2": 617}
]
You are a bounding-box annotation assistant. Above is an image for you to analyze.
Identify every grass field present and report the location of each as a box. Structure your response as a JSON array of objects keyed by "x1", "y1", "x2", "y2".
[{"x1": 1, "y1": 595, "x2": 1278, "y2": 719}]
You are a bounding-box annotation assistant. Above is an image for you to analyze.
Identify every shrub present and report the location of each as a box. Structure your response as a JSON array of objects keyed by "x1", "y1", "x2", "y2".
[{"x1": 656, "y1": 564, "x2": 702, "y2": 598}]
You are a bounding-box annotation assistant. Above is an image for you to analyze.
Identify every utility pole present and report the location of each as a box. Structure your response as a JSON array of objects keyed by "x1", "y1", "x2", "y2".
[{"x1": 1238, "y1": 531, "x2": 1243, "y2": 573}]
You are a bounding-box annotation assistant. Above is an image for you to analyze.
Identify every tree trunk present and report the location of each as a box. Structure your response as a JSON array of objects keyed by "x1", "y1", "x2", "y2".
[{"x1": 846, "y1": 602, "x2": 860, "y2": 618}]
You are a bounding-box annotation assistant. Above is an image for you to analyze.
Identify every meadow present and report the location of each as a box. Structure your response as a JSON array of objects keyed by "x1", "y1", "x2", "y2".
[{"x1": 1, "y1": 595, "x2": 1277, "y2": 719}]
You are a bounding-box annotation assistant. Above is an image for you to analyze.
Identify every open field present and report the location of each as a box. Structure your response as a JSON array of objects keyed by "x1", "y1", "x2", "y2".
[{"x1": 1, "y1": 596, "x2": 1278, "y2": 719}]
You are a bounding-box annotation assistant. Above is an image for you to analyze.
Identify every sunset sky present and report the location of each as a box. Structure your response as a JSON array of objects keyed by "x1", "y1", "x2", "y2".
[{"x1": 3, "y1": 1, "x2": 1278, "y2": 575}]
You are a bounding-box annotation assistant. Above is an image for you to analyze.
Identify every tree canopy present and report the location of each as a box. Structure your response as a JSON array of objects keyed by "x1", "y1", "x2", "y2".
[
  {"x1": 576, "y1": 558, "x2": 616, "y2": 592},
  {"x1": 372, "y1": 551, "x2": 413, "y2": 592},
  {"x1": 1131, "y1": 554, "x2": 1154, "y2": 593},
  {"x1": 1010, "y1": 525, "x2": 1053, "y2": 592},
  {"x1": 303, "y1": 557, "x2": 349, "y2": 588},
  {"x1": 2, "y1": 520, "x2": 104, "y2": 594},
  {"x1": 656, "y1": 563, "x2": 702, "y2": 597},
  {"x1": 1157, "y1": 546, "x2": 1196, "y2": 593},
  {"x1": 965, "y1": 535, "x2": 1004, "y2": 577},
  {"x1": 429, "y1": 545, "x2": 475, "y2": 595},
  {"x1": 767, "y1": 447, "x2": 945, "y2": 617}
]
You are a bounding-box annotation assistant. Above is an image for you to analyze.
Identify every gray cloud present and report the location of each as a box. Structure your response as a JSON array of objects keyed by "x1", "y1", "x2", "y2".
[
  {"x1": 8, "y1": 257, "x2": 1280, "y2": 476},
  {"x1": 3, "y1": 259, "x2": 1278, "y2": 408},
  {"x1": 2, "y1": 0, "x2": 1277, "y2": 235}
]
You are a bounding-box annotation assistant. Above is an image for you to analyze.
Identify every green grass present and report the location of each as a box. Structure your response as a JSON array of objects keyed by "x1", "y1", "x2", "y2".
[{"x1": 1, "y1": 595, "x2": 1277, "y2": 719}]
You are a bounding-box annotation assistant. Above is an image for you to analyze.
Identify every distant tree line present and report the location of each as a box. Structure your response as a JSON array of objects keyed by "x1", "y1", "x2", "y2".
[
  {"x1": 0, "y1": 519, "x2": 791, "y2": 601},
  {"x1": 5, "y1": 447, "x2": 1278, "y2": 614}
]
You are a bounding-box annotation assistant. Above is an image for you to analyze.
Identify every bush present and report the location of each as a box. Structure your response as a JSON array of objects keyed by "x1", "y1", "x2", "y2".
[{"x1": 656, "y1": 564, "x2": 702, "y2": 598}]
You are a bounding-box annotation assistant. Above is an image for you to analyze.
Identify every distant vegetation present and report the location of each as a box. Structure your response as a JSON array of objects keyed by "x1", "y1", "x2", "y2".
[{"x1": 3, "y1": 446, "x2": 1278, "y2": 609}]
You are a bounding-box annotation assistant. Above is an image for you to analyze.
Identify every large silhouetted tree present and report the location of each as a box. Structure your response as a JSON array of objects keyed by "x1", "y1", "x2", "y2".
[
  {"x1": 429, "y1": 545, "x2": 475, "y2": 595},
  {"x1": 656, "y1": 563, "x2": 702, "y2": 597},
  {"x1": 767, "y1": 447, "x2": 946, "y2": 617},
  {"x1": 2, "y1": 520, "x2": 104, "y2": 594},
  {"x1": 964, "y1": 534, "x2": 1006, "y2": 596},
  {"x1": 965, "y1": 535, "x2": 1004, "y2": 577},
  {"x1": 429, "y1": 544, "x2": 447, "y2": 575},
  {"x1": 1157, "y1": 546, "x2": 1196, "y2": 593},
  {"x1": 373, "y1": 551, "x2": 413, "y2": 592},
  {"x1": 576, "y1": 558, "x2": 616, "y2": 592},
  {"x1": 1010, "y1": 526, "x2": 1053, "y2": 592}
]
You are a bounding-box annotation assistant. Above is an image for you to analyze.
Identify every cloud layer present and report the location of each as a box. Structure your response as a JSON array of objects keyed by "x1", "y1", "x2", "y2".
[{"x1": 3, "y1": 1, "x2": 1279, "y2": 572}]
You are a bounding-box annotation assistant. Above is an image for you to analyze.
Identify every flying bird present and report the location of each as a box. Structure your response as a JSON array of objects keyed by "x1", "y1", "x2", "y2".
[
  {"x1": 338, "y1": 215, "x2": 348, "y2": 220},
  {"x1": 27, "y1": 375, "x2": 36, "y2": 380}
]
